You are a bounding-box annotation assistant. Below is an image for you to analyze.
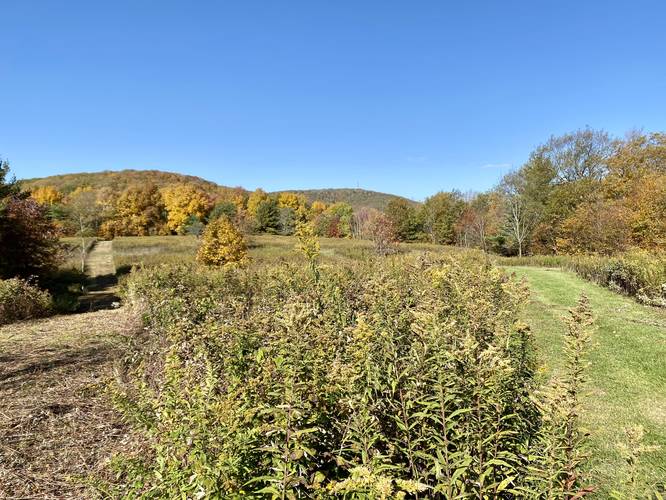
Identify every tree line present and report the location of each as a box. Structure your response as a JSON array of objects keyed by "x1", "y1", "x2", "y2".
[
  {"x1": 28, "y1": 182, "x2": 367, "y2": 239},
  {"x1": 385, "y1": 128, "x2": 666, "y2": 256},
  {"x1": 4, "y1": 125, "x2": 666, "y2": 280}
]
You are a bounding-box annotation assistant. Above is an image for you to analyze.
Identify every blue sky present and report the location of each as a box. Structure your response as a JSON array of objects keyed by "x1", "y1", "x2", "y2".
[{"x1": 1, "y1": 1, "x2": 665, "y2": 200}]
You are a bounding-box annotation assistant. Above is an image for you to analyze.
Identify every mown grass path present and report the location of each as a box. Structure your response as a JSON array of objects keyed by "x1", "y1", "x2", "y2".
[
  {"x1": 80, "y1": 240, "x2": 119, "y2": 311},
  {"x1": 508, "y1": 266, "x2": 666, "y2": 494},
  {"x1": 84, "y1": 240, "x2": 116, "y2": 277}
]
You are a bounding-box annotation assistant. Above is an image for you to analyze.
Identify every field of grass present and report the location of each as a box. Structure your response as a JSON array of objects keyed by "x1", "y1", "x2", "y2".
[
  {"x1": 508, "y1": 266, "x2": 666, "y2": 494},
  {"x1": 112, "y1": 234, "x2": 458, "y2": 272}
]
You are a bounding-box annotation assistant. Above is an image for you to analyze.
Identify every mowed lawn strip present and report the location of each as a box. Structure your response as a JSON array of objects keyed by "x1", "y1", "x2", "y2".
[{"x1": 508, "y1": 266, "x2": 666, "y2": 494}]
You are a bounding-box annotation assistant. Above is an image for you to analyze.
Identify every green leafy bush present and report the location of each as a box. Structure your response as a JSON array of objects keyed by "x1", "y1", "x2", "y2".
[
  {"x1": 109, "y1": 254, "x2": 592, "y2": 498},
  {"x1": 0, "y1": 277, "x2": 52, "y2": 325}
]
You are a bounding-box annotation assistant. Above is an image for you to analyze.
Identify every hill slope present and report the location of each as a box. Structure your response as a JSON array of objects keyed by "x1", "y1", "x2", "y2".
[
  {"x1": 21, "y1": 169, "x2": 230, "y2": 195},
  {"x1": 272, "y1": 188, "x2": 418, "y2": 211},
  {"x1": 21, "y1": 170, "x2": 416, "y2": 210}
]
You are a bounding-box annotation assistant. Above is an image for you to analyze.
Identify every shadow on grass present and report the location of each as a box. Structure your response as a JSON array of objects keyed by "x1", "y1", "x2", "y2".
[
  {"x1": 0, "y1": 342, "x2": 114, "y2": 389},
  {"x1": 78, "y1": 273, "x2": 120, "y2": 312}
]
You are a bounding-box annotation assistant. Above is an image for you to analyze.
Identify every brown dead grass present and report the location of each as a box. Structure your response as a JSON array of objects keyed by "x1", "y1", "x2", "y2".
[{"x1": 0, "y1": 308, "x2": 133, "y2": 499}]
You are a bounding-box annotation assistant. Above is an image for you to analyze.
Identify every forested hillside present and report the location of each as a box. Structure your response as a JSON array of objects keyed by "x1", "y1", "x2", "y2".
[
  {"x1": 272, "y1": 188, "x2": 417, "y2": 211},
  {"x1": 22, "y1": 170, "x2": 410, "y2": 212},
  {"x1": 21, "y1": 169, "x2": 233, "y2": 196}
]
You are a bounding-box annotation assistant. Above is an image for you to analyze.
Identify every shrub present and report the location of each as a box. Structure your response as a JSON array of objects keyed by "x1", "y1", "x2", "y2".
[
  {"x1": 196, "y1": 217, "x2": 249, "y2": 267},
  {"x1": 0, "y1": 278, "x2": 52, "y2": 325},
  {"x1": 0, "y1": 197, "x2": 62, "y2": 279},
  {"x1": 107, "y1": 254, "x2": 592, "y2": 498}
]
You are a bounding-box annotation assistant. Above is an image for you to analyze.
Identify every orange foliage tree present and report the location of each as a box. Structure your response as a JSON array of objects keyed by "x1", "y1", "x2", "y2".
[{"x1": 556, "y1": 198, "x2": 632, "y2": 255}]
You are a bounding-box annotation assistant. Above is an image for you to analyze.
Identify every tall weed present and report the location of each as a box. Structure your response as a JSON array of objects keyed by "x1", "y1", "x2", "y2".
[{"x1": 108, "y1": 255, "x2": 592, "y2": 497}]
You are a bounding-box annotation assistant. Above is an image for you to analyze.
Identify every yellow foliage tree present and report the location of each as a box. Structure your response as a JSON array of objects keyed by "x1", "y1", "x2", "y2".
[
  {"x1": 100, "y1": 184, "x2": 167, "y2": 237},
  {"x1": 246, "y1": 188, "x2": 269, "y2": 217},
  {"x1": 30, "y1": 185, "x2": 63, "y2": 206},
  {"x1": 161, "y1": 183, "x2": 212, "y2": 234},
  {"x1": 556, "y1": 198, "x2": 632, "y2": 255},
  {"x1": 196, "y1": 217, "x2": 249, "y2": 268},
  {"x1": 310, "y1": 200, "x2": 327, "y2": 217},
  {"x1": 605, "y1": 132, "x2": 666, "y2": 198},
  {"x1": 278, "y1": 192, "x2": 309, "y2": 221}
]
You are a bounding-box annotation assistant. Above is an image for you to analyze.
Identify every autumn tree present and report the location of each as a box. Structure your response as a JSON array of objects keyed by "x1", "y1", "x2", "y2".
[
  {"x1": 605, "y1": 131, "x2": 666, "y2": 197},
  {"x1": 196, "y1": 217, "x2": 249, "y2": 268},
  {"x1": 231, "y1": 187, "x2": 249, "y2": 212},
  {"x1": 277, "y1": 192, "x2": 309, "y2": 222},
  {"x1": 100, "y1": 184, "x2": 167, "y2": 238},
  {"x1": 0, "y1": 161, "x2": 61, "y2": 279},
  {"x1": 309, "y1": 200, "x2": 327, "y2": 218},
  {"x1": 30, "y1": 186, "x2": 67, "y2": 232},
  {"x1": 0, "y1": 198, "x2": 62, "y2": 278},
  {"x1": 30, "y1": 185, "x2": 63, "y2": 206},
  {"x1": 624, "y1": 172, "x2": 666, "y2": 248},
  {"x1": 314, "y1": 202, "x2": 353, "y2": 238},
  {"x1": 368, "y1": 210, "x2": 397, "y2": 255},
  {"x1": 556, "y1": 198, "x2": 631, "y2": 255},
  {"x1": 161, "y1": 183, "x2": 212, "y2": 234},
  {"x1": 246, "y1": 188, "x2": 269, "y2": 218}
]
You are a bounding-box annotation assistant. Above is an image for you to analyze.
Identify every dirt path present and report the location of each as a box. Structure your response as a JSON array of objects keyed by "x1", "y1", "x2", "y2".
[
  {"x1": 80, "y1": 241, "x2": 119, "y2": 312},
  {"x1": 0, "y1": 308, "x2": 133, "y2": 498}
]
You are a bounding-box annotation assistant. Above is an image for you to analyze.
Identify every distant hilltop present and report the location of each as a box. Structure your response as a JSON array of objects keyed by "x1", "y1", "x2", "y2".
[
  {"x1": 21, "y1": 169, "x2": 417, "y2": 211},
  {"x1": 271, "y1": 188, "x2": 418, "y2": 211}
]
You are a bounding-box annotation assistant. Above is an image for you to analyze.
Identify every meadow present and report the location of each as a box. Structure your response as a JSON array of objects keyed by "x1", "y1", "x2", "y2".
[
  {"x1": 2, "y1": 232, "x2": 664, "y2": 497},
  {"x1": 103, "y1": 235, "x2": 665, "y2": 496},
  {"x1": 112, "y1": 234, "x2": 461, "y2": 272}
]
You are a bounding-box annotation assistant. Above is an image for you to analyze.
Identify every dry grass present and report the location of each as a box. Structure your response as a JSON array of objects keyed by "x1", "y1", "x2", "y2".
[
  {"x1": 111, "y1": 234, "x2": 459, "y2": 271},
  {"x1": 0, "y1": 308, "x2": 134, "y2": 499}
]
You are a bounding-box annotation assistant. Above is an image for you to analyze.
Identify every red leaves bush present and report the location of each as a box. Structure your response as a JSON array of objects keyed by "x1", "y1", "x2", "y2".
[{"x1": 0, "y1": 197, "x2": 62, "y2": 279}]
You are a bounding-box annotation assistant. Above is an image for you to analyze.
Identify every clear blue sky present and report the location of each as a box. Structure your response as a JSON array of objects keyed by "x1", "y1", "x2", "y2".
[{"x1": 1, "y1": 1, "x2": 665, "y2": 200}]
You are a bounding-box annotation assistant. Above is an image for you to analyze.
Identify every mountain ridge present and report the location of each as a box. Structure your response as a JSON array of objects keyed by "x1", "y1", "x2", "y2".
[{"x1": 20, "y1": 169, "x2": 417, "y2": 211}]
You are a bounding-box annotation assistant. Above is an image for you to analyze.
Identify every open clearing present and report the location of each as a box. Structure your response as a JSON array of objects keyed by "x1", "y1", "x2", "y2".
[
  {"x1": 0, "y1": 237, "x2": 664, "y2": 496},
  {"x1": 510, "y1": 266, "x2": 666, "y2": 493}
]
